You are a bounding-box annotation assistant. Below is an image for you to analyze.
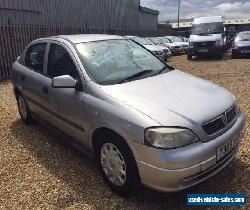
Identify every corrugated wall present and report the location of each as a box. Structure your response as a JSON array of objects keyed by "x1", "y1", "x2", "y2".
[
  {"x1": 0, "y1": 0, "x2": 156, "y2": 32},
  {"x1": 0, "y1": 0, "x2": 160, "y2": 80}
]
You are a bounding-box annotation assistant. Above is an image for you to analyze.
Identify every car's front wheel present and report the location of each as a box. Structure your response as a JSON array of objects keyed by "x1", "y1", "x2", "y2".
[
  {"x1": 231, "y1": 50, "x2": 238, "y2": 59},
  {"x1": 17, "y1": 94, "x2": 34, "y2": 125},
  {"x1": 217, "y1": 51, "x2": 224, "y2": 60},
  {"x1": 96, "y1": 132, "x2": 141, "y2": 197}
]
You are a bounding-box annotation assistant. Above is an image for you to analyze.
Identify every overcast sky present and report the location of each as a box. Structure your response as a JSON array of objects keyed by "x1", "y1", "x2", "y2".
[{"x1": 140, "y1": 0, "x2": 250, "y2": 21}]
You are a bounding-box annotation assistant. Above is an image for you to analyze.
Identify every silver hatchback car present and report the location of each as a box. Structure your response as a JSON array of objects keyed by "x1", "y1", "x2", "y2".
[{"x1": 12, "y1": 34, "x2": 246, "y2": 196}]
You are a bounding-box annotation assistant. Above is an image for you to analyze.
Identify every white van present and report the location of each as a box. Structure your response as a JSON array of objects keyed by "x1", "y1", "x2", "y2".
[{"x1": 188, "y1": 16, "x2": 225, "y2": 60}]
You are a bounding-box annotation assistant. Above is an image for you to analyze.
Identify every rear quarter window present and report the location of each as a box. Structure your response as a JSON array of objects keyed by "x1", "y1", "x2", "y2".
[{"x1": 25, "y1": 43, "x2": 47, "y2": 73}]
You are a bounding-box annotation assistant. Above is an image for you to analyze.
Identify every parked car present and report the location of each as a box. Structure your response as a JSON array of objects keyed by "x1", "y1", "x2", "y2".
[
  {"x1": 12, "y1": 34, "x2": 246, "y2": 197},
  {"x1": 143, "y1": 38, "x2": 172, "y2": 60},
  {"x1": 188, "y1": 16, "x2": 225, "y2": 60},
  {"x1": 179, "y1": 36, "x2": 189, "y2": 42},
  {"x1": 126, "y1": 36, "x2": 171, "y2": 60},
  {"x1": 165, "y1": 36, "x2": 189, "y2": 53},
  {"x1": 149, "y1": 37, "x2": 183, "y2": 55},
  {"x1": 231, "y1": 31, "x2": 250, "y2": 58}
]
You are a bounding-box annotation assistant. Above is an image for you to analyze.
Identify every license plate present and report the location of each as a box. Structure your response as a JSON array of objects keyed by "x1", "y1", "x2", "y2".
[
  {"x1": 198, "y1": 49, "x2": 208, "y2": 52},
  {"x1": 217, "y1": 133, "x2": 240, "y2": 161},
  {"x1": 241, "y1": 50, "x2": 250, "y2": 54}
]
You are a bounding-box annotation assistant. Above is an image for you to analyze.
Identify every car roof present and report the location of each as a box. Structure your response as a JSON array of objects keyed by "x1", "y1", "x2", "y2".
[
  {"x1": 48, "y1": 34, "x2": 125, "y2": 44},
  {"x1": 193, "y1": 16, "x2": 223, "y2": 24}
]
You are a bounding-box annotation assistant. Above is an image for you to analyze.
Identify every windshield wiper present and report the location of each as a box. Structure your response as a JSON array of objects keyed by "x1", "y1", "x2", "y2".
[
  {"x1": 119, "y1": 70, "x2": 154, "y2": 84},
  {"x1": 154, "y1": 66, "x2": 168, "y2": 76}
]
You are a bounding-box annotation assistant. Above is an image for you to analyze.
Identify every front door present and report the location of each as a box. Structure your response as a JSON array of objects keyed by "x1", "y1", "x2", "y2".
[{"x1": 43, "y1": 42, "x2": 86, "y2": 145}]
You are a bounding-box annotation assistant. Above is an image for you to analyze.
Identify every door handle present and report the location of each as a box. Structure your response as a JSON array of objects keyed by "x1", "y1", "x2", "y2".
[{"x1": 43, "y1": 86, "x2": 49, "y2": 94}]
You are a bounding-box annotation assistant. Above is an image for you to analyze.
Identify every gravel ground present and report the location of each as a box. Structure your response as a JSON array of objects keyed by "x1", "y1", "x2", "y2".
[{"x1": 0, "y1": 53, "x2": 249, "y2": 210}]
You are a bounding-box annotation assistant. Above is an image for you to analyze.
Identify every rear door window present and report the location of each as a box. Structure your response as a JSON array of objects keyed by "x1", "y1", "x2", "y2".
[{"x1": 25, "y1": 43, "x2": 47, "y2": 73}]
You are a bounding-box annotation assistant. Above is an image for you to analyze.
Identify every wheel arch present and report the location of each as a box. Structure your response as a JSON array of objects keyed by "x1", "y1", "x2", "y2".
[{"x1": 91, "y1": 127, "x2": 133, "y2": 159}]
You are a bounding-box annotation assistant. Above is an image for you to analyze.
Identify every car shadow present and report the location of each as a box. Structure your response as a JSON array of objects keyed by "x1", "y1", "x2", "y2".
[
  {"x1": 232, "y1": 54, "x2": 250, "y2": 59},
  {"x1": 10, "y1": 119, "x2": 249, "y2": 210}
]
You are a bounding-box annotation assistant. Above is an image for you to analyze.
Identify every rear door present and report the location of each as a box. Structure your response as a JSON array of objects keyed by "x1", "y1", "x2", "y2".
[{"x1": 21, "y1": 42, "x2": 50, "y2": 117}]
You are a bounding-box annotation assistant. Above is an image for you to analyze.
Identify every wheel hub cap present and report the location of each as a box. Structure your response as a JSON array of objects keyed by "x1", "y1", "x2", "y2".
[
  {"x1": 100, "y1": 143, "x2": 126, "y2": 186},
  {"x1": 18, "y1": 96, "x2": 27, "y2": 119}
]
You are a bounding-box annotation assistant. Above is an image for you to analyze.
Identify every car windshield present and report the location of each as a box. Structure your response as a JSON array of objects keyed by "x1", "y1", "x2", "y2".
[
  {"x1": 171, "y1": 37, "x2": 183, "y2": 42},
  {"x1": 237, "y1": 33, "x2": 250, "y2": 41},
  {"x1": 148, "y1": 37, "x2": 160, "y2": 44},
  {"x1": 158, "y1": 37, "x2": 171, "y2": 44},
  {"x1": 191, "y1": 22, "x2": 223, "y2": 35},
  {"x1": 133, "y1": 37, "x2": 153, "y2": 45},
  {"x1": 76, "y1": 39, "x2": 167, "y2": 85}
]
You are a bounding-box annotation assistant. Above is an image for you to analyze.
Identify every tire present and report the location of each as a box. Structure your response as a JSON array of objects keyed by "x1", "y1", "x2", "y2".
[
  {"x1": 96, "y1": 131, "x2": 141, "y2": 197},
  {"x1": 17, "y1": 93, "x2": 34, "y2": 125},
  {"x1": 231, "y1": 51, "x2": 238, "y2": 59},
  {"x1": 218, "y1": 52, "x2": 223, "y2": 60},
  {"x1": 187, "y1": 52, "x2": 192, "y2": 60}
]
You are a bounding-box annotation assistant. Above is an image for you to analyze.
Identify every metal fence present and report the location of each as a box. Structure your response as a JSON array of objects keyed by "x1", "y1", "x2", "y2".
[{"x1": 0, "y1": 23, "x2": 159, "y2": 81}]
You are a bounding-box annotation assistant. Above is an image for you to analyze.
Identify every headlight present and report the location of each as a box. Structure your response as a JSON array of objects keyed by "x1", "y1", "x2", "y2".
[
  {"x1": 145, "y1": 127, "x2": 199, "y2": 149},
  {"x1": 215, "y1": 39, "x2": 224, "y2": 46},
  {"x1": 189, "y1": 42, "x2": 193, "y2": 47}
]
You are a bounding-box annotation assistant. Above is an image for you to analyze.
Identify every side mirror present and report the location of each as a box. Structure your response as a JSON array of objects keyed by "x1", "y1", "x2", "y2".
[{"x1": 52, "y1": 75, "x2": 76, "y2": 88}]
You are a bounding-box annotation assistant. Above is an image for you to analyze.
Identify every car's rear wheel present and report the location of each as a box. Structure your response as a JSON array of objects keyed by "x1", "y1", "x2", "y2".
[
  {"x1": 96, "y1": 132, "x2": 141, "y2": 197},
  {"x1": 17, "y1": 94, "x2": 33, "y2": 125}
]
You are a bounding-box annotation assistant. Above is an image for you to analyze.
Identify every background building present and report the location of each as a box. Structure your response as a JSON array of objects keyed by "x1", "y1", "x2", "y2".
[
  {"x1": 169, "y1": 18, "x2": 250, "y2": 37},
  {"x1": 0, "y1": 0, "x2": 163, "y2": 80},
  {"x1": 0, "y1": 0, "x2": 159, "y2": 35}
]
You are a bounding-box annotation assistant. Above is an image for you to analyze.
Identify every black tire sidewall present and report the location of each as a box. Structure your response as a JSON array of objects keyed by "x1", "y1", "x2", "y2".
[
  {"x1": 231, "y1": 50, "x2": 238, "y2": 59},
  {"x1": 187, "y1": 52, "x2": 192, "y2": 60},
  {"x1": 17, "y1": 94, "x2": 33, "y2": 125},
  {"x1": 96, "y1": 132, "x2": 141, "y2": 197}
]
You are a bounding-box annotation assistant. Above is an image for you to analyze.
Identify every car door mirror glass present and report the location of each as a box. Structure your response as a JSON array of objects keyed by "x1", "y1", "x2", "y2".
[{"x1": 52, "y1": 75, "x2": 76, "y2": 88}]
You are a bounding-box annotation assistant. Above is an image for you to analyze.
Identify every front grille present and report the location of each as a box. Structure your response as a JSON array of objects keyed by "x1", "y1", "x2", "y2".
[
  {"x1": 194, "y1": 41, "x2": 215, "y2": 48},
  {"x1": 174, "y1": 46, "x2": 181, "y2": 49},
  {"x1": 226, "y1": 106, "x2": 236, "y2": 123},
  {"x1": 239, "y1": 46, "x2": 250, "y2": 50},
  {"x1": 202, "y1": 106, "x2": 237, "y2": 135},
  {"x1": 154, "y1": 51, "x2": 163, "y2": 56},
  {"x1": 163, "y1": 49, "x2": 169, "y2": 53}
]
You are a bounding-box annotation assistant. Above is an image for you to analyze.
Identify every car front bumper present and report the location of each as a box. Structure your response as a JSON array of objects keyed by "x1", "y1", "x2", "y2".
[
  {"x1": 129, "y1": 112, "x2": 246, "y2": 192},
  {"x1": 188, "y1": 45, "x2": 223, "y2": 54},
  {"x1": 170, "y1": 47, "x2": 183, "y2": 54},
  {"x1": 233, "y1": 47, "x2": 250, "y2": 55}
]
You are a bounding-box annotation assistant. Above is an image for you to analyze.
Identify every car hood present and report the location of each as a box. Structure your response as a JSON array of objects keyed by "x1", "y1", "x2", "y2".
[
  {"x1": 157, "y1": 45, "x2": 170, "y2": 51},
  {"x1": 100, "y1": 70, "x2": 234, "y2": 127},
  {"x1": 164, "y1": 43, "x2": 182, "y2": 47},
  {"x1": 181, "y1": 42, "x2": 189, "y2": 46},
  {"x1": 236, "y1": 41, "x2": 250, "y2": 47},
  {"x1": 143, "y1": 45, "x2": 162, "y2": 51},
  {"x1": 190, "y1": 34, "x2": 222, "y2": 42},
  {"x1": 174, "y1": 42, "x2": 189, "y2": 46}
]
